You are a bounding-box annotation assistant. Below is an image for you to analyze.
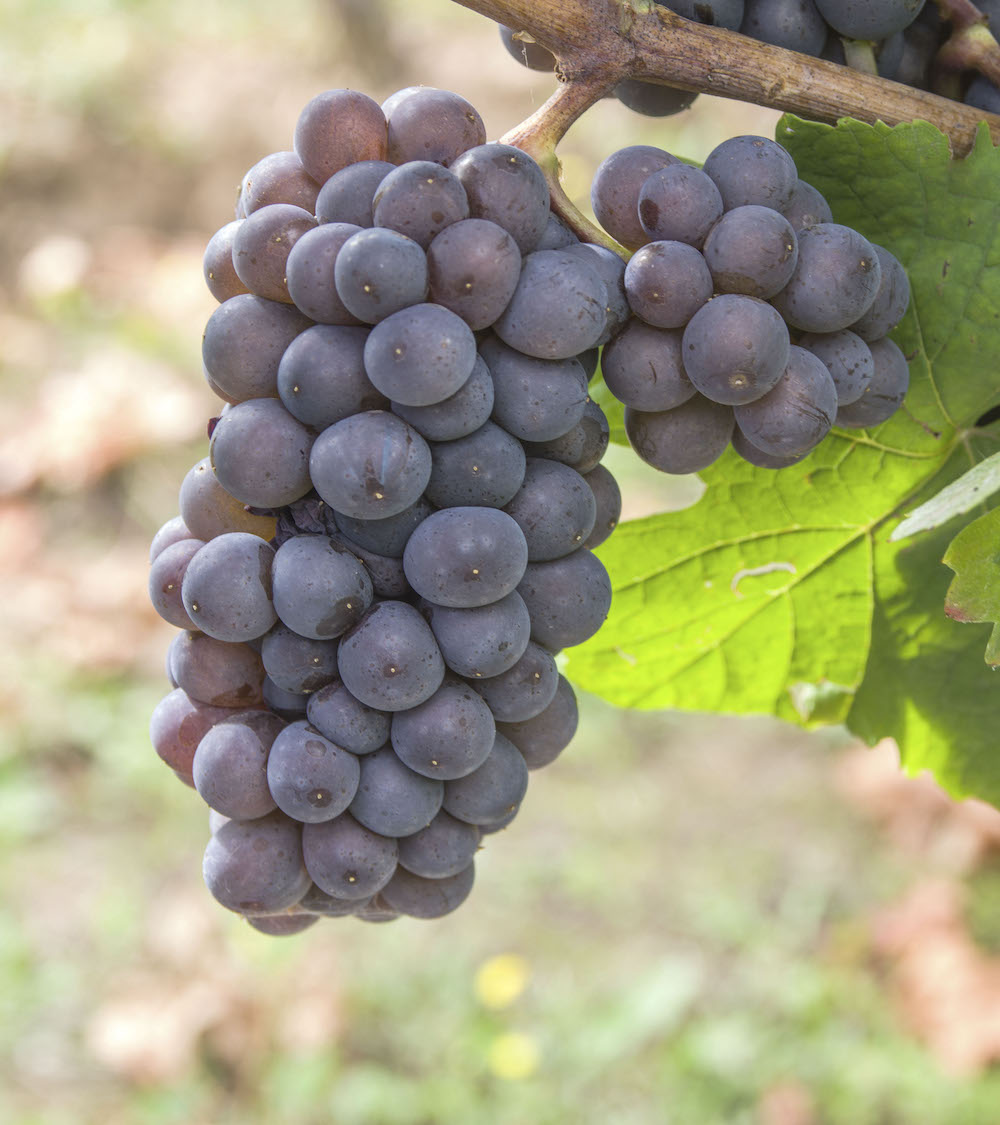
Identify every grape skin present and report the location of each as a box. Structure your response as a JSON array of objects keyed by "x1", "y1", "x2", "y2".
[
  {"x1": 835, "y1": 337, "x2": 910, "y2": 428},
  {"x1": 337, "y1": 600, "x2": 446, "y2": 712},
  {"x1": 625, "y1": 395, "x2": 735, "y2": 475},
  {"x1": 624, "y1": 240, "x2": 714, "y2": 328},
  {"x1": 390, "y1": 680, "x2": 497, "y2": 780},
  {"x1": 192, "y1": 710, "x2": 285, "y2": 820},
  {"x1": 384, "y1": 88, "x2": 486, "y2": 167},
  {"x1": 333, "y1": 227, "x2": 430, "y2": 325},
  {"x1": 349, "y1": 745, "x2": 444, "y2": 837},
  {"x1": 379, "y1": 862, "x2": 476, "y2": 919},
  {"x1": 203, "y1": 810, "x2": 312, "y2": 915},
  {"x1": 426, "y1": 421, "x2": 527, "y2": 510},
  {"x1": 149, "y1": 538, "x2": 204, "y2": 630},
  {"x1": 502, "y1": 458, "x2": 597, "y2": 562},
  {"x1": 473, "y1": 641, "x2": 559, "y2": 723},
  {"x1": 442, "y1": 733, "x2": 529, "y2": 827},
  {"x1": 309, "y1": 410, "x2": 432, "y2": 520},
  {"x1": 391, "y1": 353, "x2": 495, "y2": 442},
  {"x1": 266, "y1": 720, "x2": 363, "y2": 824},
  {"x1": 232, "y1": 203, "x2": 317, "y2": 304},
  {"x1": 601, "y1": 321, "x2": 695, "y2": 412},
  {"x1": 582, "y1": 465, "x2": 622, "y2": 549},
  {"x1": 372, "y1": 161, "x2": 470, "y2": 249},
  {"x1": 277, "y1": 324, "x2": 386, "y2": 430},
  {"x1": 306, "y1": 679, "x2": 391, "y2": 756},
  {"x1": 734, "y1": 345, "x2": 838, "y2": 457},
  {"x1": 403, "y1": 507, "x2": 529, "y2": 609},
  {"x1": 271, "y1": 535, "x2": 373, "y2": 641},
  {"x1": 797, "y1": 329, "x2": 874, "y2": 406},
  {"x1": 702, "y1": 135, "x2": 797, "y2": 212},
  {"x1": 637, "y1": 163, "x2": 723, "y2": 248},
  {"x1": 701, "y1": 205, "x2": 799, "y2": 300},
  {"x1": 450, "y1": 143, "x2": 550, "y2": 254},
  {"x1": 285, "y1": 223, "x2": 366, "y2": 326},
  {"x1": 260, "y1": 624, "x2": 340, "y2": 695},
  {"x1": 315, "y1": 160, "x2": 396, "y2": 228},
  {"x1": 498, "y1": 674, "x2": 579, "y2": 771},
  {"x1": 172, "y1": 632, "x2": 266, "y2": 709},
  {"x1": 397, "y1": 811, "x2": 481, "y2": 879},
  {"x1": 293, "y1": 89, "x2": 388, "y2": 183},
  {"x1": 420, "y1": 591, "x2": 532, "y2": 680},
  {"x1": 517, "y1": 549, "x2": 613, "y2": 651},
  {"x1": 682, "y1": 294, "x2": 791, "y2": 406},
  {"x1": 591, "y1": 144, "x2": 677, "y2": 251},
  {"x1": 480, "y1": 337, "x2": 589, "y2": 443},
  {"x1": 427, "y1": 219, "x2": 523, "y2": 331},
  {"x1": 181, "y1": 532, "x2": 277, "y2": 643},
  {"x1": 203, "y1": 221, "x2": 249, "y2": 303},
  {"x1": 302, "y1": 813, "x2": 398, "y2": 900},
  {"x1": 178, "y1": 458, "x2": 277, "y2": 543}
]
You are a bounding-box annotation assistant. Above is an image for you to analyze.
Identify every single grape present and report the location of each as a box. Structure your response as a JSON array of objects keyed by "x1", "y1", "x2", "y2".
[
  {"x1": 337, "y1": 600, "x2": 446, "y2": 712},
  {"x1": 384, "y1": 88, "x2": 486, "y2": 167},
  {"x1": 771, "y1": 223, "x2": 882, "y2": 333},
  {"x1": 701, "y1": 205, "x2": 798, "y2": 299},
  {"x1": 171, "y1": 631, "x2": 266, "y2": 708},
  {"x1": 625, "y1": 395, "x2": 735, "y2": 474},
  {"x1": 391, "y1": 353, "x2": 495, "y2": 441},
  {"x1": 797, "y1": 329, "x2": 874, "y2": 405},
  {"x1": 379, "y1": 862, "x2": 476, "y2": 919},
  {"x1": 178, "y1": 457, "x2": 276, "y2": 543},
  {"x1": 363, "y1": 303, "x2": 477, "y2": 407},
  {"x1": 781, "y1": 178, "x2": 834, "y2": 233},
  {"x1": 427, "y1": 219, "x2": 522, "y2": 331},
  {"x1": 450, "y1": 143, "x2": 550, "y2": 253},
  {"x1": 149, "y1": 515, "x2": 193, "y2": 563},
  {"x1": 181, "y1": 532, "x2": 276, "y2": 643},
  {"x1": 239, "y1": 150, "x2": 320, "y2": 216},
  {"x1": 333, "y1": 227, "x2": 429, "y2": 324},
  {"x1": 203, "y1": 221, "x2": 249, "y2": 303},
  {"x1": 480, "y1": 337, "x2": 589, "y2": 443},
  {"x1": 740, "y1": 0, "x2": 828, "y2": 55},
  {"x1": 263, "y1": 678, "x2": 309, "y2": 720},
  {"x1": 602, "y1": 321, "x2": 695, "y2": 412},
  {"x1": 637, "y1": 162, "x2": 724, "y2": 248},
  {"x1": 349, "y1": 745, "x2": 444, "y2": 836},
  {"x1": 849, "y1": 245, "x2": 911, "y2": 341},
  {"x1": 734, "y1": 345, "x2": 838, "y2": 456},
  {"x1": 245, "y1": 913, "x2": 319, "y2": 936},
  {"x1": 232, "y1": 203, "x2": 317, "y2": 304},
  {"x1": 203, "y1": 810, "x2": 311, "y2": 915},
  {"x1": 260, "y1": 624, "x2": 340, "y2": 695},
  {"x1": 271, "y1": 535, "x2": 373, "y2": 641},
  {"x1": 442, "y1": 734, "x2": 529, "y2": 826},
  {"x1": 285, "y1": 223, "x2": 366, "y2": 326},
  {"x1": 202, "y1": 293, "x2": 312, "y2": 403},
  {"x1": 372, "y1": 161, "x2": 470, "y2": 249},
  {"x1": 614, "y1": 79, "x2": 698, "y2": 117},
  {"x1": 309, "y1": 410, "x2": 432, "y2": 519},
  {"x1": 421, "y1": 591, "x2": 532, "y2": 679},
  {"x1": 277, "y1": 324, "x2": 386, "y2": 430},
  {"x1": 682, "y1": 294, "x2": 790, "y2": 405},
  {"x1": 731, "y1": 425, "x2": 812, "y2": 468},
  {"x1": 306, "y1": 679, "x2": 391, "y2": 755},
  {"x1": 391, "y1": 679, "x2": 497, "y2": 779},
  {"x1": 502, "y1": 458, "x2": 597, "y2": 561},
  {"x1": 499, "y1": 25, "x2": 556, "y2": 70},
  {"x1": 582, "y1": 464, "x2": 622, "y2": 549},
  {"x1": 315, "y1": 160, "x2": 396, "y2": 227},
  {"x1": 334, "y1": 497, "x2": 434, "y2": 559},
  {"x1": 293, "y1": 89, "x2": 388, "y2": 183},
  {"x1": 494, "y1": 250, "x2": 607, "y2": 359},
  {"x1": 266, "y1": 720, "x2": 362, "y2": 824},
  {"x1": 473, "y1": 641, "x2": 559, "y2": 723},
  {"x1": 403, "y1": 507, "x2": 529, "y2": 609},
  {"x1": 517, "y1": 549, "x2": 612, "y2": 650},
  {"x1": 425, "y1": 421, "x2": 527, "y2": 509},
  {"x1": 302, "y1": 813, "x2": 398, "y2": 900},
  {"x1": 522, "y1": 399, "x2": 610, "y2": 474},
  {"x1": 192, "y1": 710, "x2": 285, "y2": 820},
  {"x1": 814, "y1": 0, "x2": 925, "y2": 41},
  {"x1": 536, "y1": 212, "x2": 578, "y2": 250},
  {"x1": 210, "y1": 398, "x2": 315, "y2": 509},
  {"x1": 397, "y1": 811, "x2": 481, "y2": 879},
  {"x1": 702, "y1": 135, "x2": 797, "y2": 212},
  {"x1": 624, "y1": 240, "x2": 713, "y2": 328}
]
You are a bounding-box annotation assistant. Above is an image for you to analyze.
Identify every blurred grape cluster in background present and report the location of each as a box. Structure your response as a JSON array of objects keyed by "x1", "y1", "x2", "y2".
[{"x1": 6, "y1": 1, "x2": 1000, "y2": 1121}]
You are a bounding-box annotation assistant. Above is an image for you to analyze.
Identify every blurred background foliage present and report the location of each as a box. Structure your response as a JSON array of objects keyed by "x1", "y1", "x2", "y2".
[{"x1": 5, "y1": 0, "x2": 1000, "y2": 1121}]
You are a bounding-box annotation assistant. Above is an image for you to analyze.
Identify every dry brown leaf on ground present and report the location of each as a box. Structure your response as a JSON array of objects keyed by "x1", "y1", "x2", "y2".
[
  {"x1": 835, "y1": 740, "x2": 1000, "y2": 872},
  {"x1": 757, "y1": 1080, "x2": 817, "y2": 1125},
  {"x1": 872, "y1": 879, "x2": 1000, "y2": 1076}
]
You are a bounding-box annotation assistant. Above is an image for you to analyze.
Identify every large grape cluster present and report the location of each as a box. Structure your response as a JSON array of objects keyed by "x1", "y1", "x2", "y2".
[
  {"x1": 148, "y1": 87, "x2": 621, "y2": 935},
  {"x1": 501, "y1": 3, "x2": 998, "y2": 117},
  {"x1": 590, "y1": 135, "x2": 911, "y2": 472}
]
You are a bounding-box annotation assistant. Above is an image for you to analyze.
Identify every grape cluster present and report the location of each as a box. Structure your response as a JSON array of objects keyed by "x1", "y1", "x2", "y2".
[
  {"x1": 590, "y1": 135, "x2": 911, "y2": 472},
  {"x1": 500, "y1": 4, "x2": 1000, "y2": 118},
  {"x1": 149, "y1": 87, "x2": 621, "y2": 934}
]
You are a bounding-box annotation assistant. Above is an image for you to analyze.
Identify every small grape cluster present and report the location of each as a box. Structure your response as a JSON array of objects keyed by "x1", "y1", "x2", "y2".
[
  {"x1": 589, "y1": 136, "x2": 911, "y2": 473},
  {"x1": 501, "y1": 3, "x2": 996, "y2": 118},
  {"x1": 148, "y1": 86, "x2": 621, "y2": 935}
]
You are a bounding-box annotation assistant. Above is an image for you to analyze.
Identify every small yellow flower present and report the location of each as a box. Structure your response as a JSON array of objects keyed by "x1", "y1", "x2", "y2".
[{"x1": 474, "y1": 953, "x2": 530, "y2": 1010}]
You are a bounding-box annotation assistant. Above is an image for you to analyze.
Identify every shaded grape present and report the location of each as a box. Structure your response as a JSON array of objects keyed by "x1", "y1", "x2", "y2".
[
  {"x1": 734, "y1": 345, "x2": 838, "y2": 456},
  {"x1": 149, "y1": 538, "x2": 204, "y2": 630},
  {"x1": 601, "y1": 321, "x2": 695, "y2": 412},
  {"x1": 427, "y1": 219, "x2": 522, "y2": 330},
  {"x1": 498, "y1": 674, "x2": 579, "y2": 770},
  {"x1": 397, "y1": 811, "x2": 481, "y2": 879},
  {"x1": 797, "y1": 329, "x2": 874, "y2": 405},
  {"x1": 277, "y1": 324, "x2": 386, "y2": 429},
  {"x1": 181, "y1": 532, "x2": 276, "y2": 643},
  {"x1": 582, "y1": 464, "x2": 622, "y2": 548},
  {"x1": 203, "y1": 221, "x2": 249, "y2": 303},
  {"x1": 302, "y1": 813, "x2": 398, "y2": 899},
  {"x1": 372, "y1": 161, "x2": 470, "y2": 248},
  {"x1": 266, "y1": 720, "x2": 362, "y2": 823},
  {"x1": 702, "y1": 135, "x2": 797, "y2": 211},
  {"x1": 315, "y1": 160, "x2": 396, "y2": 227},
  {"x1": 624, "y1": 240, "x2": 713, "y2": 328},
  {"x1": 625, "y1": 395, "x2": 735, "y2": 474},
  {"x1": 384, "y1": 88, "x2": 486, "y2": 167},
  {"x1": 480, "y1": 337, "x2": 588, "y2": 443},
  {"x1": 473, "y1": 641, "x2": 559, "y2": 723},
  {"x1": 285, "y1": 223, "x2": 365, "y2": 326},
  {"x1": 209, "y1": 398, "x2": 315, "y2": 508},
  {"x1": 150, "y1": 688, "x2": 242, "y2": 780},
  {"x1": 239, "y1": 150, "x2": 320, "y2": 215},
  {"x1": 349, "y1": 745, "x2": 444, "y2": 836},
  {"x1": 517, "y1": 549, "x2": 612, "y2": 650},
  {"x1": 171, "y1": 631, "x2": 266, "y2": 708},
  {"x1": 271, "y1": 535, "x2": 373, "y2": 641},
  {"x1": 849, "y1": 244, "x2": 911, "y2": 341},
  {"x1": 426, "y1": 421, "x2": 526, "y2": 509},
  {"x1": 333, "y1": 227, "x2": 429, "y2": 324},
  {"x1": 591, "y1": 144, "x2": 677, "y2": 251},
  {"x1": 178, "y1": 457, "x2": 277, "y2": 543},
  {"x1": 421, "y1": 591, "x2": 531, "y2": 679},
  {"x1": 203, "y1": 810, "x2": 311, "y2": 915},
  {"x1": 232, "y1": 203, "x2": 317, "y2": 303},
  {"x1": 637, "y1": 162, "x2": 723, "y2": 248},
  {"x1": 192, "y1": 709, "x2": 285, "y2": 820},
  {"x1": 334, "y1": 497, "x2": 434, "y2": 558},
  {"x1": 260, "y1": 624, "x2": 340, "y2": 694},
  {"x1": 442, "y1": 734, "x2": 529, "y2": 826},
  {"x1": 391, "y1": 353, "x2": 494, "y2": 441},
  {"x1": 835, "y1": 336, "x2": 910, "y2": 428},
  {"x1": 702, "y1": 205, "x2": 798, "y2": 299},
  {"x1": 502, "y1": 458, "x2": 596, "y2": 561},
  {"x1": 306, "y1": 679, "x2": 391, "y2": 755},
  {"x1": 391, "y1": 679, "x2": 496, "y2": 780},
  {"x1": 379, "y1": 862, "x2": 476, "y2": 918}
]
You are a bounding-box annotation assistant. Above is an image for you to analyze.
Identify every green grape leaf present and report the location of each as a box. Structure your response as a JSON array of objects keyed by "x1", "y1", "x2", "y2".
[
  {"x1": 891, "y1": 452, "x2": 1000, "y2": 541},
  {"x1": 943, "y1": 506, "x2": 1000, "y2": 666},
  {"x1": 568, "y1": 118, "x2": 1000, "y2": 805}
]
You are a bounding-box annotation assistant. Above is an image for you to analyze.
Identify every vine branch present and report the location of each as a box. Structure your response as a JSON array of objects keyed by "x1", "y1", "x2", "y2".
[{"x1": 454, "y1": 0, "x2": 1000, "y2": 251}]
